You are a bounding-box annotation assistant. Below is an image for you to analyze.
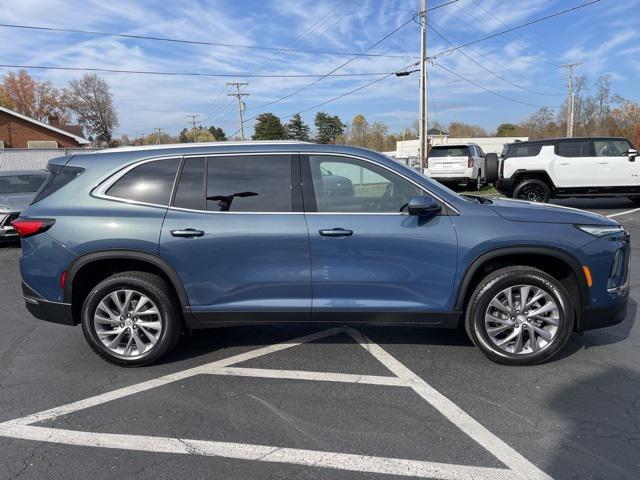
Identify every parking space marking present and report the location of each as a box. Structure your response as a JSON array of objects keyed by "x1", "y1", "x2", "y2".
[
  {"x1": 607, "y1": 207, "x2": 640, "y2": 219},
  {"x1": 0, "y1": 326, "x2": 554, "y2": 479}
]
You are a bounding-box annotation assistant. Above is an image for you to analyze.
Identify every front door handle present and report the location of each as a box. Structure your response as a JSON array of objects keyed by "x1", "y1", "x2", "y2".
[
  {"x1": 171, "y1": 228, "x2": 205, "y2": 238},
  {"x1": 319, "y1": 228, "x2": 353, "y2": 237}
]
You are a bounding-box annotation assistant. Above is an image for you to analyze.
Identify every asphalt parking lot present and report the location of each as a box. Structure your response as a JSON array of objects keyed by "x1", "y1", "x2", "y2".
[{"x1": 0, "y1": 198, "x2": 638, "y2": 480}]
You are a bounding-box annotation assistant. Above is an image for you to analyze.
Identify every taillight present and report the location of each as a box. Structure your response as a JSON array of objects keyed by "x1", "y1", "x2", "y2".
[
  {"x1": 468, "y1": 156, "x2": 474, "y2": 168},
  {"x1": 11, "y1": 218, "x2": 55, "y2": 238}
]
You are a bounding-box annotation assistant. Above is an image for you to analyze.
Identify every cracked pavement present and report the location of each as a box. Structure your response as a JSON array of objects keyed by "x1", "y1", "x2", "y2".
[{"x1": 0, "y1": 198, "x2": 639, "y2": 480}]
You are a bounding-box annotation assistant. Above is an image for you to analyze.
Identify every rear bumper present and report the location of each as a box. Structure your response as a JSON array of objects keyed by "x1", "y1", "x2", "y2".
[
  {"x1": 22, "y1": 282, "x2": 75, "y2": 326},
  {"x1": 495, "y1": 178, "x2": 516, "y2": 196},
  {"x1": 0, "y1": 225, "x2": 18, "y2": 241}
]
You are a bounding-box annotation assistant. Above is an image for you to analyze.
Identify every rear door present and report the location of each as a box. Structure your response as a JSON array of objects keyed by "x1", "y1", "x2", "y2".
[
  {"x1": 301, "y1": 153, "x2": 458, "y2": 322},
  {"x1": 553, "y1": 139, "x2": 595, "y2": 187},
  {"x1": 592, "y1": 138, "x2": 637, "y2": 187},
  {"x1": 159, "y1": 153, "x2": 311, "y2": 325}
]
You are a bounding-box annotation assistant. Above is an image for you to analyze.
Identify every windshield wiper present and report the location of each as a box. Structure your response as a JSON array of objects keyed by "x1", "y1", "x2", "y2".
[{"x1": 207, "y1": 191, "x2": 258, "y2": 211}]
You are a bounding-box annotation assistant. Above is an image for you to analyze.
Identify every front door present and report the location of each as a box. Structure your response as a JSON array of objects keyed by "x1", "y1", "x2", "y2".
[
  {"x1": 301, "y1": 154, "x2": 458, "y2": 323},
  {"x1": 160, "y1": 153, "x2": 311, "y2": 325},
  {"x1": 592, "y1": 138, "x2": 638, "y2": 187}
]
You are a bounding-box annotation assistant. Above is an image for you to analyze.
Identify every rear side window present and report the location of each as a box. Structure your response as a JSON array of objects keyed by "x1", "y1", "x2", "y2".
[
  {"x1": 32, "y1": 164, "x2": 84, "y2": 204},
  {"x1": 173, "y1": 157, "x2": 205, "y2": 210},
  {"x1": 106, "y1": 158, "x2": 180, "y2": 206},
  {"x1": 557, "y1": 140, "x2": 591, "y2": 158},
  {"x1": 206, "y1": 155, "x2": 292, "y2": 212},
  {"x1": 504, "y1": 144, "x2": 542, "y2": 158},
  {"x1": 429, "y1": 146, "x2": 469, "y2": 157}
]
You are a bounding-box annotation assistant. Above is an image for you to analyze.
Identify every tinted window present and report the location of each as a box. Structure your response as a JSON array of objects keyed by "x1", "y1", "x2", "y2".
[
  {"x1": 557, "y1": 141, "x2": 590, "y2": 158},
  {"x1": 429, "y1": 146, "x2": 469, "y2": 157},
  {"x1": 32, "y1": 164, "x2": 84, "y2": 203},
  {"x1": 106, "y1": 158, "x2": 180, "y2": 205},
  {"x1": 504, "y1": 144, "x2": 543, "y2": 158},
  {"x1": 0, "y1": 174, "x2": 47, "y2": 194},
  {"x1": 309, "y1": 155, "x2": 422, "y2": 213},
  {"x1": 206, "y1": 155, "x2": 291, "y2": 212},
  {"x1": 593, "y1": 139, "x2": 632, "y2": 157},
  {"x1": 174, "y1": 157, "x2": 205, "y2": 210}
]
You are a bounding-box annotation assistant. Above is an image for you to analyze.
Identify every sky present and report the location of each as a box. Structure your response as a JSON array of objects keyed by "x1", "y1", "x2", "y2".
[{"x1": 0, "y1": 0, "x2": 639, "y2": 139}]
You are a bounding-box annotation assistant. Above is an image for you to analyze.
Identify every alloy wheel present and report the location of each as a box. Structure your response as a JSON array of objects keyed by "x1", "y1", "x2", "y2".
[
  {"x1": 517, "y1": 184, "x2": 545, "y2": 202},
  {"x1": 484, "y1": 284, "x2": 560, "y2": 355},
  {"x1": 93, "y1": 289, "x2": 163, "y2": 358}
]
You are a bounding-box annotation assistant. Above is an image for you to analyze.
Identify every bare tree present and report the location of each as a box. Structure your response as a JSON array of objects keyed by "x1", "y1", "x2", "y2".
[{"x1": 62, "y1": 74, "x2": 118, "y2": 144}]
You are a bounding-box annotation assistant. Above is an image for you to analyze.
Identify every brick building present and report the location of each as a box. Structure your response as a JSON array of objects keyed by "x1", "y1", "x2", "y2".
[{"x1": 0, "y1": 106, "x2": 90, "y2": 148}]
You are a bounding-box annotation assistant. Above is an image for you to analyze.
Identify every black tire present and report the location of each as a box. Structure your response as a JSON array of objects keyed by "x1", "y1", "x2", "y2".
[
  {"x1": 465, "y1": 266, "x2": 575, "y2": 366},
  {"x1": 484, "y1": 153, "x2": 499, "y2": 183},
  {"x1": 476, "y1": 172, "x2": 482, "y2": 191},
  {"x1": 513, "y1": 178, "x2": 550, "y2": 203},
  {"x1": 81, "y1": 271, "x2": 183, "y2": 367}
]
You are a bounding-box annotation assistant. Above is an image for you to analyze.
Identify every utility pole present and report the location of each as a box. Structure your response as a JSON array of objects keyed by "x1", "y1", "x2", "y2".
[
  {"x1": 153, "y1": 128, "x2": 164, "y2": 145},
  {"x1": 227, "y1": 82, "x2": 249, "y2": 140},
  {"x1": 186, "y1": 114, "x2": 201, "y2": 142},
  {"x1": 561, "y1": 62, "x2": 581, "y2": 138},
  {"x1": 418, "y1": 0, "x2": 428, "y2": 171}
]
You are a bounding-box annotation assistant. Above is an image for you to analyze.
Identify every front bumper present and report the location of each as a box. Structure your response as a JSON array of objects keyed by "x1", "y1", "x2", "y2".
[
  {"x1": 581, "y1": 295, "x2": 628, "y2": 330},
  {"x1": 22, "y1": 282, "x2": 75, "y2": 326},
  {"x1": 495, "y1": 178, "x2": 515, "y2": 196}
]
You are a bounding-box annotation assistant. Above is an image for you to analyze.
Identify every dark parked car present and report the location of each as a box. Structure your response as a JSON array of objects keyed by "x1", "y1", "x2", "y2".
[
  {"x1": 14, "y1": 142, "x2": 630, "y2": 367},
  {"x1": 0, "y1": 170, "x2": 48, "y2": 242}
]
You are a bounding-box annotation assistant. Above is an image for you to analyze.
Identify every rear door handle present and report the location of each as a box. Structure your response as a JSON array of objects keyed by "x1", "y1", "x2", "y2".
[
  {"x1": 171, "y1": 228, "x2": 204, "y2": 238},
  {"x1": 319, "y1": 228, "x2": 353, "y2": 237}
]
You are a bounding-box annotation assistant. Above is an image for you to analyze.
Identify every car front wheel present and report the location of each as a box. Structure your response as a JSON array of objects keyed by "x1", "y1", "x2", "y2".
[
  {"x1": 81, "y1": 271, "x2": 182, "y2": 367},
  {"x1": 465, "y1": 266, "x2": 574, "y2": 365}
]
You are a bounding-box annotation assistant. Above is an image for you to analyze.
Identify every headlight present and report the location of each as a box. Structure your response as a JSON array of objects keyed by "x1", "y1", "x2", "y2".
[{"x1": 576, "y1": 225, "x2": 624, "y2": 237}]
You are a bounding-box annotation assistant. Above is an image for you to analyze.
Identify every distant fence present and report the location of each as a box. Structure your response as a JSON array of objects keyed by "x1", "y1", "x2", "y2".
[{"x1": 0, "y1": 148, "x2": 100, "y2": 171}]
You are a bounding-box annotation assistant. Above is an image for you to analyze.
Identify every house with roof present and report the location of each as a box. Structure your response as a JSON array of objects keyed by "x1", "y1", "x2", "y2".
[{"x1": 0, "y1": 105, "x2": 90, "y2": 149}]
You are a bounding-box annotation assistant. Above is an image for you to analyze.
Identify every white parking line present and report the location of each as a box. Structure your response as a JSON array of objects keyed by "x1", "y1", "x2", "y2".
[
  {"x1": 607, "y1": 207, "x2": 640, "y2": 219},
  {"x1": 0, "y1": 327, "x2": 554, "y2": 479}
]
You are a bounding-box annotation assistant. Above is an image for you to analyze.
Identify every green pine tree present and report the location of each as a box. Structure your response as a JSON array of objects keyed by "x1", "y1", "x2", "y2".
[
  {"x1": 286, "y1": 113, "x2": 310, "y2": 141},
  {"x1": 252, "y1": 113, "x2": 287, "y2": 140}
]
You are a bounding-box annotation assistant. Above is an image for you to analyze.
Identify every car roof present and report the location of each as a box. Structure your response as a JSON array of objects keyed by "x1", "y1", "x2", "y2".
[
  {"x1": 91, "y1": 140, "x2": 313, "y2": 155},
  {"x1": 505, "y1": 137, "x2": 630, "y2": 147},
  {"x1": 0, "y1": 169, "x2": 48, "y2": 177}
]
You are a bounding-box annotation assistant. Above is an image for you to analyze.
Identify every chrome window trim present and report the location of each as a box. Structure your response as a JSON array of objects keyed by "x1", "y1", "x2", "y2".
[{"x1": 92, "y1": 151, "x2": 459, "y2": 215}]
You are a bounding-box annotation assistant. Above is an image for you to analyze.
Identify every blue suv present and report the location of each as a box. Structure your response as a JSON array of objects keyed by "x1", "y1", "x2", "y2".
[{"x1": 14, "y1": 142, "x2": 630, "y2": 366}]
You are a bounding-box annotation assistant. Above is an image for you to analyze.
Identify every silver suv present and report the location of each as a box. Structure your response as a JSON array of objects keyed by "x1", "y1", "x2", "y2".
[{"x1": 425, "y1": 144, "x2": 486, "y2": 190}]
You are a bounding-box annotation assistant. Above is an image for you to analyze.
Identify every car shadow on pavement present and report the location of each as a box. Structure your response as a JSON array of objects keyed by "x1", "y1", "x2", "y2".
[
  {"x1": 546, "y1": 366, "x2": 640, "y2": 480},
  {"x1": 161, "y1": 323, "x2": 475, "y2": 366}
]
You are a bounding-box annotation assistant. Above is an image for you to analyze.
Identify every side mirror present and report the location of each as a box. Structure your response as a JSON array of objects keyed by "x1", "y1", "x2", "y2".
[
  {"x1": 408, "y1": 195, "x2": 441, "y2": 217},
  {"x1": 628, "y1": 149, "x2": 637, "y2": 162}
]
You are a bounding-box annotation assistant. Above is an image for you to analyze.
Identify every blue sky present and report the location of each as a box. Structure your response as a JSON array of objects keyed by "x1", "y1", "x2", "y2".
[{"x1": 1, "y1": 0, "x2": 638, "y2": 138}]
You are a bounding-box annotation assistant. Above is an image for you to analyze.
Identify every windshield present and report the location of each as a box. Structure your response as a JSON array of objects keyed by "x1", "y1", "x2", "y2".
[
  {"x1": 429, "y1": 146, "x2": 470, "y2": 157},
  {"x1": 0, "y1": 174, "x2": 47, "y2": 195}
]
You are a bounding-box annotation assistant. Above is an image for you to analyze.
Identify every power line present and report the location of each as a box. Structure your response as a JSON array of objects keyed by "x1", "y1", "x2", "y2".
[
  {"x1": 247, "y1": 13, "x2": 417, "y2": 112},
  {"x1": 432, "y1": 60, "x2": 556, "y2": 108},
  {"x1": 430, "y1": 0, "x2": 601, "y2": 59},
  {"x1": 0, "y1": 22, "x2": 417, "y2": 59},
  {"x1": 427, "y1": 22, "x2": 564, "y2": 97},
  {"x1": 0, "y1": 64, "x2": 399, "y2": 78}
]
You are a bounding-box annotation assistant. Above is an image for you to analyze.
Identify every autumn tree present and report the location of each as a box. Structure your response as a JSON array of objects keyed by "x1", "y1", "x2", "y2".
[
  {"x1": 252, "y1": 113, "x2": 287, "y2": 140},
  {"x1": 62, "y1": 74, "x2": 118, "y2": 143},
  {"x1": 286, "y1": 113, "x2": 310, "y2": 141},
  {"x1": 0, "y1": 70, "x2": 64, "y2": 121}
]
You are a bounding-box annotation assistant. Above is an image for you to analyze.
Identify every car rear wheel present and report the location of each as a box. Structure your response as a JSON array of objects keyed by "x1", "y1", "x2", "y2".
[
  {"x1": 513, "y1": 178, "x2": 550, "y2": 203},
  {"x1": 81, "y1": 271, "x2": 182, "y2": 367},
  {"x1": 465, "y1": 266, "x2": 574, "y2": 365}
]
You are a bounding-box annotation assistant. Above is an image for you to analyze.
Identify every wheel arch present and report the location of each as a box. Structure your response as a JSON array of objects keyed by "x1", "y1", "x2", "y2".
[
  {"x1": 512, "y1": 170, "x2": 556, "y2": 190},
  {"x1": 64, "y1": 250, "x2": 189, "y2": 325},
  {"x1": 454, "y1": 246, "x2": 590, "y2": 329}
]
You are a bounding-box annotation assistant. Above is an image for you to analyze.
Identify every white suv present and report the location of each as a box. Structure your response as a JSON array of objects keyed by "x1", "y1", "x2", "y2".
[
  {"x1": 425, "y1": 144, "x2": 486, "y2": 190},
  {"x1": 496, "y1": 137, "x2": 640, "y2": 203}
]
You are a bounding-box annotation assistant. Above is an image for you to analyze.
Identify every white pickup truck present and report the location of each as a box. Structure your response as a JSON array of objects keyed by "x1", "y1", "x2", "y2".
[{"x1": 495, "y1": 137, "x2": 639, "y2": 203}]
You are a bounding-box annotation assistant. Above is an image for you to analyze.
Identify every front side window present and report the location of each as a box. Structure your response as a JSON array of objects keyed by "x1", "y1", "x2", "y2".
[
  {"x1": 308, "y1": 155, "x2": 422, "y2": 213},
  {"x1": 206, "y1": 155, "x2": 292, "y2": 212},
  {"x1": 557, "y1": 141, "x2": 591, "y2": 158},
  {"x1": 593, "y1": 139, "x2": 631, "y2": 157},
  {"x1": 106, "y1": 158, "x2": 180, "y2": 205}
]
